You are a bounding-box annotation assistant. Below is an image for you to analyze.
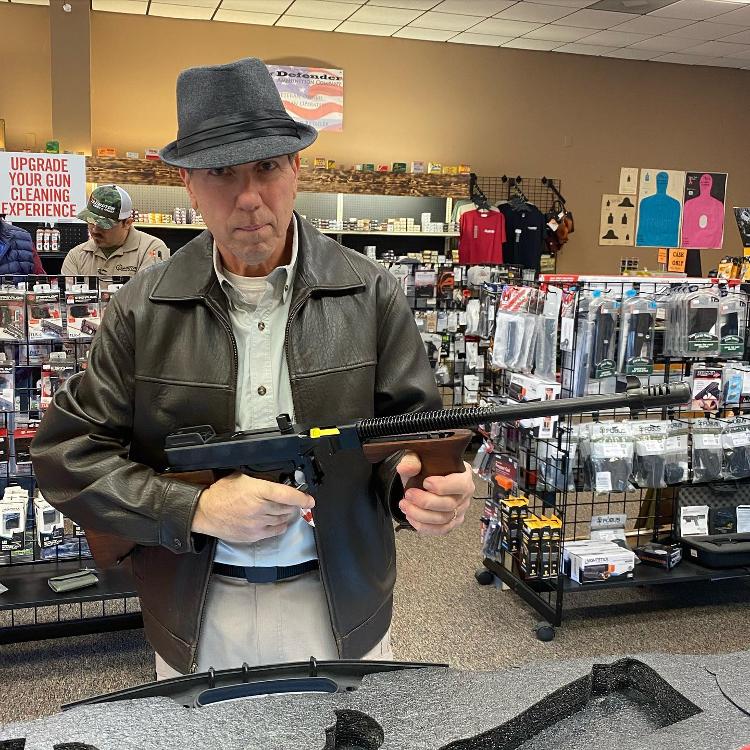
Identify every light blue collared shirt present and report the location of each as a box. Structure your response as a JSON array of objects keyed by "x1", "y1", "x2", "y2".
[{"x1": 212, "y1": 216, "x2": 317, "y2": 567}]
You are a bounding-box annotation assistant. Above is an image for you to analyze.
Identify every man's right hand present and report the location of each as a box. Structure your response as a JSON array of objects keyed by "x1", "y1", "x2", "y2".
[{"x1": 191, "y1": 472, "x2": 314, "y2": 543}]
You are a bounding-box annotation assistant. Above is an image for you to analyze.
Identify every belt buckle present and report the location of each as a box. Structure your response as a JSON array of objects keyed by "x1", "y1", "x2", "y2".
[{"x1": 244, "y1": 566, "x2": 277, "y2": 584}]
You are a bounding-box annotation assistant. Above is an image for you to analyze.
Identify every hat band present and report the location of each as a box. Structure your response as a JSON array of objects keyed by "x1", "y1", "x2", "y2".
[{"x1": 176, "y1": 112, "x2": 301, "y2": 157}]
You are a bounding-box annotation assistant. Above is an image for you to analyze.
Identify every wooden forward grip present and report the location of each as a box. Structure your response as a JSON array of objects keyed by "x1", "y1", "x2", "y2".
[
  {"x1": 362, "y1": 429, "x2": 474, "y2": 489},
  {"x1": 85, "y1": 469, "x2": 217, "y2": 569}
]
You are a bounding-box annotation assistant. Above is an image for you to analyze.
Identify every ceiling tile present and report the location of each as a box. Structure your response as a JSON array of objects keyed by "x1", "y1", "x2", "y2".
[
  {"x1": 668, "y1": 21, "x2": 742, "y2": 39},
  {"x1": 347, "y1": 4, "x2": 423, "y2": 22},
  {"x1": 469, "y1": 17, "x2": 545, "y2": 33},
  {"x1": 9, "y1": 0, "x2": 49, "y2": 4},
  {"x1": 709, "y1": 4, "x2": 750, "y2": 23},
  {"x1": 653, "y1": 51, "x2": 732, "y2": 63},
  {"x1": 686, "y1": 39, "x2": 750, "y2": 55},
  {"x1": 220, "y1": 0, "x2": 289, "y2": 10},
  {"x1": 392, "y1": 25, "x2": 455, "y2": 38},
  {"x1": 611, "y1": 14, "x2": 692, "y2": 32},
  {"x1": 335, "y1": 19, "x2": 402, "y2": 33},
  {"x1": 432, "y1": 0, "x2": 517, "y2": 13},
  {"x1": 601, "y1": 46, "x2": 660, "y2": 57},
  {"x1": 555, "y1": 41, "x2": 613, "y2": 52},
  {"x1": 410, "y1": 10, "x2": 485, "y2": 29},
  {"x1": 149, "y1": 3, "x2": 215, "y2": 19},
  {"x1": 629, "y1": 34, "x2": 702, "y2": 50},
  {"x1": 525, "y1": 22, "x2": 596, "y2": 39},
  {"x1": 649, "y1": 0, "x2": 732, "y2": 20},
  {"x1": 365, "y1": 0, "x2": 438, "y2": 8},
  {"x1": 448, "y1": 31, "x2": 513, "y2": 43},
  {"x1": 582, "y1": 29, "x2": 652, "y2": 44},
  {"x1": 276, "y1": 14, "x2": 341, "y2": 28},
  {"x1": 494, "y1": 3, "x2": 575, "y2": 22},
  {"x1": 719, "y1": 28, "x2": 750, "y2": 43},
  {"x1": 558, "y1": 8, "x2": 632, "y2": 27},
  {"x1": 214, "y1": 9, "x2": 279, "y2": 23},
  {"x1": 697, "y1": 56, "x2": 746, "y2": 66},
  {"x1": 526, "y1": 0, "x2": 597, "y2": 6},
  {"x1": 286, "y1": 0, "x2": 361, "y2": 20},
  {"x1": 92, "y1": 0, "x2": 149, "y2": 12},
  {"x1": 151, "y1": 0, "x2": 215, "y2": 5},
  {"x1": 502, "y1": 36, "x2": 562, "y2": 47}
]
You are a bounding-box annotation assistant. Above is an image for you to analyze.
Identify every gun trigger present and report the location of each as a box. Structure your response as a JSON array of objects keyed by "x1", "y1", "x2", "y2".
[{"x1": 282, "y1": 471, "x2": 310, "y2": 494}]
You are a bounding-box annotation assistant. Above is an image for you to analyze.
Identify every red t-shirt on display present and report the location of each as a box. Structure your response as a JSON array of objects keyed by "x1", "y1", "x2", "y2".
[{"x1": 459, "y1": 209, "x2": 506, "y2": 264}]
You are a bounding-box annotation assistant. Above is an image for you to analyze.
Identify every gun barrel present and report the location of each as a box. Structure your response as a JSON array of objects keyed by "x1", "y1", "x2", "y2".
[{"x1": 356, "y1": 382, "x2": 690, "y2": 440}]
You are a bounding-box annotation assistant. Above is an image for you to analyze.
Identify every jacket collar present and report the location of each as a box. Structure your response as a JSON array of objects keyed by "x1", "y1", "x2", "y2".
[{"x1": 150, "y1": 212, "x2": 366, "y2": 303}]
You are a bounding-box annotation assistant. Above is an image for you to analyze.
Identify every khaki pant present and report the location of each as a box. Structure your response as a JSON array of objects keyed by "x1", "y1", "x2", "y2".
[{"x1": 155, "y1": 571, "x2": 393, "y2": 680}]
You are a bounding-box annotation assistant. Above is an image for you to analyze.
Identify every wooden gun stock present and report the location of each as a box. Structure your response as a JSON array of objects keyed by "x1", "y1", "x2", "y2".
[
  {"x1": 85, "y1": 470, "x2": 215, "y2": 569},
  {"x1": 362, "y1": 429, "x2": 473, "y2": 488}
]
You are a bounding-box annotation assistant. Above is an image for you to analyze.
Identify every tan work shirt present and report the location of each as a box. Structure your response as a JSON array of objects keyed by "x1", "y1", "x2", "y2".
[{"x1": 61, "y1": 228, "x2": 170, "y2": 279}]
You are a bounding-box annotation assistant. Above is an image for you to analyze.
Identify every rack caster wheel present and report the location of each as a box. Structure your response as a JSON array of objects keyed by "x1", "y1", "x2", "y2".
[
  {"x1": 475, "y1": 568, "x2": 494, "y2": 586},
  {"x1": 534, "y1": 621, "x2": 555, "y2": 641}
]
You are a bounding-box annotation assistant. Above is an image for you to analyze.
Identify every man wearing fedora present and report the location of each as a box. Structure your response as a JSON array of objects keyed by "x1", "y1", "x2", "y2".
[{"x1": 31, "y1": 58, "x2": 474, "y2": 677}]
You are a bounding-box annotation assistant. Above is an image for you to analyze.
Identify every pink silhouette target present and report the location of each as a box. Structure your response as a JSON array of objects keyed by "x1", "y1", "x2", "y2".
[{"x1": 681, "y1": 172, "x2": 727, "y2": 249}]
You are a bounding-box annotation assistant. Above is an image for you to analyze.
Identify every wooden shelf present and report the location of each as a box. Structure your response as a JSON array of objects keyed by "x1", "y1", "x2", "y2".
[
  {"x1": 133, "y1": 222, "x2": 205, "y2": 231},
  {"x1": 86, "y1": 157, "x2": 469, "y2": 198}
]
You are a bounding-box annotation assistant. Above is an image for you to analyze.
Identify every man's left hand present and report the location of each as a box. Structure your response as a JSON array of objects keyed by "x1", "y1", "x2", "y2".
[{"x1": 396, "y1": 451, "x2": 474, "y2": 536}]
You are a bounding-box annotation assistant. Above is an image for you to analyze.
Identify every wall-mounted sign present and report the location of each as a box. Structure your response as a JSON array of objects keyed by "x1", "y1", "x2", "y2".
[
  {"x1": 267, "y1": 65, "x2": 344, "y2": 132},
  {"x1": 0, "y1": 152, "x2": 86, "y2": 223}
]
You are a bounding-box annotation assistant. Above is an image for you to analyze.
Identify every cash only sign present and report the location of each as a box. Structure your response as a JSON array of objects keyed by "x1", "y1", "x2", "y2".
[{"x1": 0, "y1": 152, "x2": 87, "y2": 223}]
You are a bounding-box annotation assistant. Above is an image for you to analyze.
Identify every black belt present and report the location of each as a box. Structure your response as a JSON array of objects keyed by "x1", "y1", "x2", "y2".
[{"x1": 212, "y1": 559, "x2": 319, "y2": 584}]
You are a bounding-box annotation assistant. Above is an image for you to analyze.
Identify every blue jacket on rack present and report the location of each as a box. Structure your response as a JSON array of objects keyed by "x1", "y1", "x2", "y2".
[{"x1": 0, "y1": 220, "x2": 39, "y2": 275}]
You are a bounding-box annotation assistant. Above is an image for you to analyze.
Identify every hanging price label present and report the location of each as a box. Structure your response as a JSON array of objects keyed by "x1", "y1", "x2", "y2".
[
  {"x1": 657, "y1": 248, "x2": 667, "y2": 264},
  {"x1": 668, "y1": 248, "x2": 687, "y2": 272}
]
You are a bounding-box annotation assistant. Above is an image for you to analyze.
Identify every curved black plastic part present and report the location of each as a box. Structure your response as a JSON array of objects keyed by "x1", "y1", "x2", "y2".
[{"x1": 195, "y1": 677, "x2": 338, "y2": 706}]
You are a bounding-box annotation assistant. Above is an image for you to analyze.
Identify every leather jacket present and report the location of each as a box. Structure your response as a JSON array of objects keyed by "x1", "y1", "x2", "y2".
[{"x1": 31, "y1": 214, "x2": 440, "y2": 674}]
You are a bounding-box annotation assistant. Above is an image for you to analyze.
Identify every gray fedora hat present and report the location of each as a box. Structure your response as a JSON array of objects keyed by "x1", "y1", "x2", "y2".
[{"x1": 160, "y1": 57, "x2": 317, "y2": 169}]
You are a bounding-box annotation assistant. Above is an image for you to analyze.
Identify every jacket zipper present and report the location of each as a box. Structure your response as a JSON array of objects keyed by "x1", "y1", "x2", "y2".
[
  {"x1": 191, "y1": 295, "x2": 238, "y2": 673},
  {"x1": 284, "y1": 290, "x2": 341, "y2": 656}
]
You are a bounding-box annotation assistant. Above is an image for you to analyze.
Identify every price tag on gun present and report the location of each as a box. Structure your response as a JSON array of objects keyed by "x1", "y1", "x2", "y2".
[{"x1": 83, "y1": 382, "x2": 692, "y2": 568}]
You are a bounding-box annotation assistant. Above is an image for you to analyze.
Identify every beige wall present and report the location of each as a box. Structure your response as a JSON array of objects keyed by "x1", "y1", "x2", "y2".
[
  {"x1": 5, "y1": 5, "x2": 749, "y2": 273},
  {"x1": 0, "y1": 4, "x2": 52, "y2": 152}
]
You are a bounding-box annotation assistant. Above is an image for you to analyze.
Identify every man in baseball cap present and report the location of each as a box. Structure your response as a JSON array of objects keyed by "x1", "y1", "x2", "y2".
[{"x1": 62, "y1": 184, "x2": 169, "y2": 279}]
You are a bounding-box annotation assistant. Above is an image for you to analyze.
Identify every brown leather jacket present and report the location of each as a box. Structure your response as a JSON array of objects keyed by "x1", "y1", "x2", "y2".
[{"x1": 31, "y1": 215, "x2": 440, "y2": 674}]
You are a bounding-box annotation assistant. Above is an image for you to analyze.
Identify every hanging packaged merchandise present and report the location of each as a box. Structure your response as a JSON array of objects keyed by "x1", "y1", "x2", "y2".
[
  {"x1": 0, "y1": 288, "x2": 27, "y2": 341},
  {"x1": 34, "y1": 494, "x2": 64, "y2": 549},
  {"x1": 719, "y1": 290, "x2": 747, "y2": 357},
  {"x1": 500, "y1": 495, "x2": 529, "y2": 554},
  {"x1": 478, "y1": 283, "x2": 503, "y2": 340},
  {"x1": 631, "y1": 421, "x2": 669, "y2": 489},
  {"x1": 588, "y1": 291, "x2": 620, "y2": 380},
  {"x1": 40, "y1": 352, "x2": 76, "y2": 411},
  {"x1": 686, "y1": 287, "x2": 720, "y2": 356},
  {"x1": 721, "y1": 417, "x2": 750, "y2": 480},
  {"x1": 664, "y1": 421, "x2": 690, "y2": 485},
  {"x1": 691, "y1": 365, "x2": 722, "y2": 412},
  {"x1": 491, "y1": 285, "x2": 537, "y2": 372},
  {"x1": 66, "y1": 285, "x2": 100, "y2": 339},
  {"x1": 27, "y1": 284, "x2": 63, "y2": 341},
  {"x1": 560, "y1": 290, "x2": 587, "y2": 396},
  {"x1": 617, "y1": 291, "x2": 656, "y2": 376},
  {"x1": 465, "y1": 298, "x2": 481, "y2": 336},
  {"x1": 691, "y1": 418, "x2": 723, "y2": 483},
  {"x1": 722, "y1": 363, "x2": 745, "y2": 407},
  {"x1": 0, "y1": 486, "x2": 28, "y2": 552},
  {"x1": 587, "y1": 421, "x2": 634, "y2": 494},
  {"x1": 0, "y1": 358, "x2": 14, "y2": 413},
  {"x1": 534, "y1": 286, "x2": 562, "y2": 382}
]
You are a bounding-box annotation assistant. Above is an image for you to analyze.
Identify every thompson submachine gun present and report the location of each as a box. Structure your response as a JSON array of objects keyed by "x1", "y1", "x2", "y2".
[{"x1": 85, "y1": 381, "x2": 690, "y2": 567}]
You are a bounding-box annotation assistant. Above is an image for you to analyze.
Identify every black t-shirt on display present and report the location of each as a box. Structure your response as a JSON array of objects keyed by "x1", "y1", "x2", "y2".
[{"x1": 498, "y1": 202, "x2": 546, "y2": 272}]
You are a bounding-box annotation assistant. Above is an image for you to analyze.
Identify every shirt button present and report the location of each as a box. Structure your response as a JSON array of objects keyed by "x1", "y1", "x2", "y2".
[
  {"x1": 257, "y1": 386, "x2": 267, "y2": 396},
  {"x1": 284, "y1": 285, "x2": 289, "y2": 292},
  {"x1": 258, "y1": 321, "x2": 265, "y2": 331}
]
